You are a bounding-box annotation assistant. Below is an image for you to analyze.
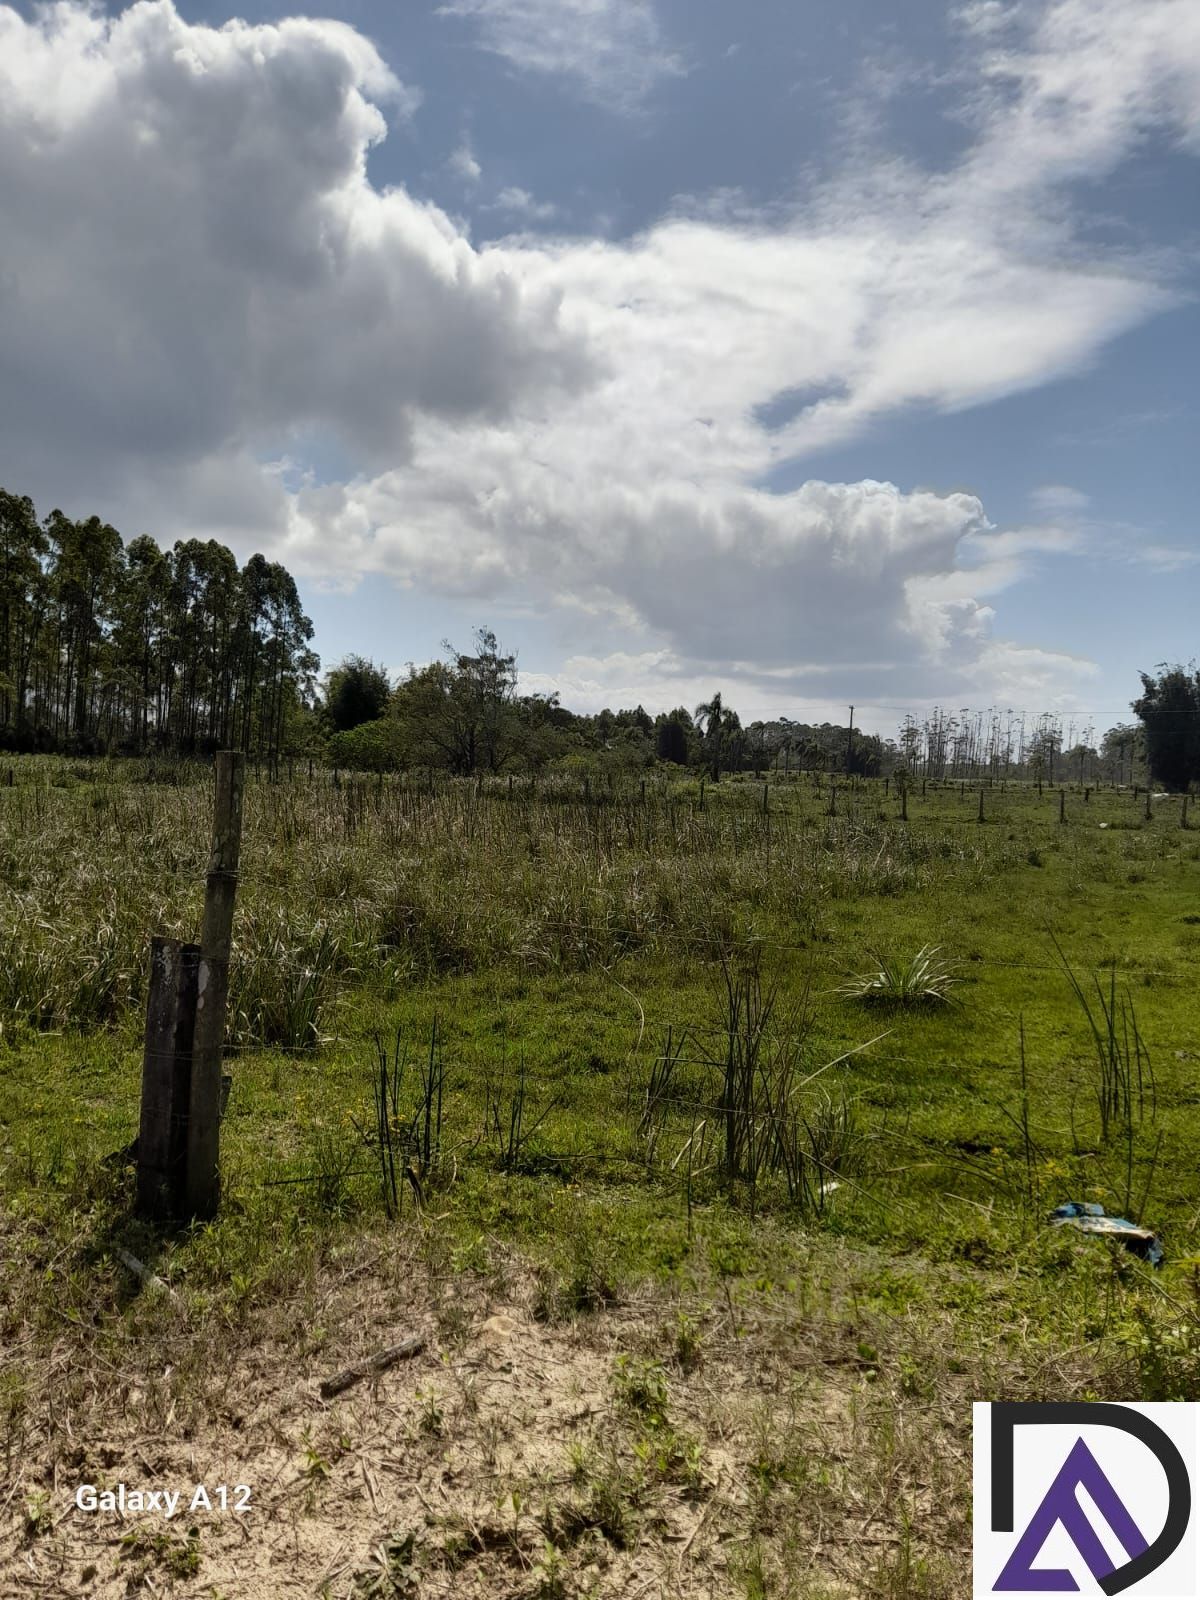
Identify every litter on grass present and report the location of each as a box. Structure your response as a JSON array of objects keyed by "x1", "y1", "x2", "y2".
[{"x1": 1049, "y1": 1201, "x2": 1164, "y2": 1266}]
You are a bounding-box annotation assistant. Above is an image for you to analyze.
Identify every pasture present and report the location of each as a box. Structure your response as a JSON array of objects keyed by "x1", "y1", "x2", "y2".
[{"x1": 2, "y1": 756, "x2": 1199, "y2": 1598}]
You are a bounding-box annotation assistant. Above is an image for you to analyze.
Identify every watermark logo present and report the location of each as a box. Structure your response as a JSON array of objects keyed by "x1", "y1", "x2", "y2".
[{"x1": 974, "y1": 1403, "x2": 1196, "y2": 1597}]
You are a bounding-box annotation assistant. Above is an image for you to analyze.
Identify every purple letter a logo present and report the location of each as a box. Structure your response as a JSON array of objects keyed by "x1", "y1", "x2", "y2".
[
  {"x1": 994, "y1": 1437, "x2": 1148, "y2": 1591},
  {"x1": 989, "y1": 1404, "x2": 1190, "y2": 1596}
]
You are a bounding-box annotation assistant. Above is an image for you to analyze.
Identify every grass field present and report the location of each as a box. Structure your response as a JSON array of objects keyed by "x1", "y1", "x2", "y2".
[{"x1": 3, "y1": 756, "x2": 1200, "y2": 1597}]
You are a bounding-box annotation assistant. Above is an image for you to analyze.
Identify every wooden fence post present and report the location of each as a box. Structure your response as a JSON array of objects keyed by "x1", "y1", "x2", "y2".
[
  {"x1": 185, "y1": 751, "x2": 245, "y2": 1219},
  {"x1": 137, "y1": 938, "x2": 200, "y2": 1217}
]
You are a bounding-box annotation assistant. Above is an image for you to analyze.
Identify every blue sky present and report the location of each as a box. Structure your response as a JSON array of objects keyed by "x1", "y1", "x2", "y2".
[{"x1": 0, "y1": 0, "x2": 1197, "y2": 737}]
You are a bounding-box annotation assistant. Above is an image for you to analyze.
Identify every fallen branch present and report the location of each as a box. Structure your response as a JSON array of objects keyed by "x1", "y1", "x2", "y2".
[{"x1": 319, "y1": 1335, "x2": 426, "y2": 1399}]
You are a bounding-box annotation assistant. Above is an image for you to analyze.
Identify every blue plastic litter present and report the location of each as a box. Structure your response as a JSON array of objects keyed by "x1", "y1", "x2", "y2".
[{"x1": 1049, "y1": 1201, "x2": 1164, "y2": 1266}]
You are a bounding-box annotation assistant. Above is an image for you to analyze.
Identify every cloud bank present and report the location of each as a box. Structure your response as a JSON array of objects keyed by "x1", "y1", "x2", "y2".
[{"x1": 0, "y1": 0, "x2": 1196, "y2": 712}]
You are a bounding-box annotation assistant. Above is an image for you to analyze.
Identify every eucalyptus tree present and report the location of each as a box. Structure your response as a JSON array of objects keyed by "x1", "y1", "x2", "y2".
[
  {"x1": 0, "y1": 482, "x2": 318, "y2": 759},
  {"x1": 0, "y1": 489, "x2": 47, "y2": 742}
]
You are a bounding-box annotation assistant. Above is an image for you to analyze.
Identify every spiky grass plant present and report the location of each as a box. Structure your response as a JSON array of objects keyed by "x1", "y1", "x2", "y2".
[{"x1": 837, "y1": 944, "x2": 962, "y2": 1007}]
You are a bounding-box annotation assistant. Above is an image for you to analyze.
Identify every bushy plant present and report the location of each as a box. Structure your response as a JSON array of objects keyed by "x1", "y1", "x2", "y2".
[{"x1": 837, "y1": 944, "x2": 961, "y2": 1006}]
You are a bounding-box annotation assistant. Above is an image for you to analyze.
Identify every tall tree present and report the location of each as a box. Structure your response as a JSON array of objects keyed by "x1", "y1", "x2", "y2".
[
  {"x1": 655, "y1": 708, "x2": 691, "y2": 765},
  {"x1": 1133, "y1": 666, "x2": 1200, "y2": 791},
  {"x1": 0, "y1": 484, "x2": 319, "y2": 758},
  {"x1": 0, "y1": 490, "x2": 47, "y2": 745},
  {"x1": 694, "y1": 692, "x2": 742, "y2": 780}
]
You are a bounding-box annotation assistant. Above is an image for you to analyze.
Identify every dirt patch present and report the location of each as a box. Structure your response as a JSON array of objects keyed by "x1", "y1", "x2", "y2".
[{"x1": 2, "y1": 1237, "x2": 971, "y2": 1598}]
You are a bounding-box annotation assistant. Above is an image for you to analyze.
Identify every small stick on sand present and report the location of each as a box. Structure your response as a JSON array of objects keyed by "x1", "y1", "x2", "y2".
[{"x1": 319, "y1": 1335, "x2": 426, "y2": 1399}]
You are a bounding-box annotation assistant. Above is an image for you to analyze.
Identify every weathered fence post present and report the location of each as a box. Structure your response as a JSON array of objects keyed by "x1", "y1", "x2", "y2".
[
  {"x1": 184, "y1": 751, "x2": 245, "y2": 1220},
  {"x1": 978, "y1": 788, "x2": 985, "y2": 824},
  {"x1": 1059, "y1": 789, "x2": 1066, "y2": 824},
  {"x1": 137, "y1": 938, "x2": 200, "y2": 1218}
]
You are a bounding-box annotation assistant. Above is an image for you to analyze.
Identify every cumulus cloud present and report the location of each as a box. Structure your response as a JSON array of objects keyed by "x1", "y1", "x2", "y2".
[
  {"x1": 0, "y1": 0, "x2": 592, "y2": 501},
  {"x1": 435, "y1": 0, "x2": 685, "y2": 112},
  {"x1": 0, "y1": 0, "x2": 1195, "y2": 715}
]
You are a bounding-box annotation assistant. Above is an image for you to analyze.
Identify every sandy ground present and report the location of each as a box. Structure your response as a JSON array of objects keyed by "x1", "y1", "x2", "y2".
[{"x1": 1, "y1": 1239, "x2": 968, "y2": 1599}]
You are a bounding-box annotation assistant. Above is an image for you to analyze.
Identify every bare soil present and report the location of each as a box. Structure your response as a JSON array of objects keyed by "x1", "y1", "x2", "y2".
[{"x1": 1, "y1": 1234, "x2": 976, "y2": 1599}]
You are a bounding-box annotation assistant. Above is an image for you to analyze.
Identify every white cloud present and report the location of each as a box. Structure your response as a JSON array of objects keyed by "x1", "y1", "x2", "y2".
[
  {"x1": 1029, "y1": 484, "x2": 1091, "y2": 516},
  {"x1": 956, "y1": 0, "x2": 1200, "y2": 191},
  {"x1": 0, "y1": 0, "x2": 1196, "y2": 717},
  {"x1": 436, "y1": 0, "x2": 685, "y2": 111},
  {"x1": 1127, "y1": 544, "x2": 1200, "y2": 573},
  {"x1": 487, "y1": 186, "x2": 559, "y2": 222},
  {"x1": 0, "y1": 0, "x2": 591, "y2": 499},
  {"x1": 447, "y1": 139, "x2": 482, "y2": 183}
]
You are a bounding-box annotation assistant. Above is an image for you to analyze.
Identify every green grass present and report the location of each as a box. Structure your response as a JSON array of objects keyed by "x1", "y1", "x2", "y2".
[
  {"x1": 3, "y1": 762, "x2": 1199, "y2": 1266},
  {"x1": 3, "y1": 759, "x2": 1200, "y2": 1589}
]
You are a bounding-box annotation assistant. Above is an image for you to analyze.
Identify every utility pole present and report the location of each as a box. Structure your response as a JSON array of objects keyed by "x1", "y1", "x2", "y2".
[{"x1": 846, "y1": 705, "x2": 855, "y2": 775}]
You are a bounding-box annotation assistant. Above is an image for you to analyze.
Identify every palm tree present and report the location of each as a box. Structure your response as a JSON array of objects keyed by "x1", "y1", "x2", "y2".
[
  {"x1": 693, "y1": 692, "x2": 723, "y2": 738},
  {"x1": 694, "y1": 692, "x2": 740, "y2": 781}
]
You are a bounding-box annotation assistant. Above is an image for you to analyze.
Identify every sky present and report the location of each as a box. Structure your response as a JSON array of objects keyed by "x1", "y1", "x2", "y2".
[{"x1": 0, "y1": 0, "x2": 1198, "y2": 738}]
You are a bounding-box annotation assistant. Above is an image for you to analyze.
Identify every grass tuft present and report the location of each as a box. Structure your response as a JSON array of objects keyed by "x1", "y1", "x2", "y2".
[{"x1": 837, "y1": 944, "x2": 961, "y2": 1007}]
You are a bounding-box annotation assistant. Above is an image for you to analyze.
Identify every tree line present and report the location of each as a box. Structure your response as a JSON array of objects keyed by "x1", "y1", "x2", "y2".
[
  {"x1": 323, "y1": 633, "x2": 888, "y2": 780},
  {"x1": 325, "y1": 640, "x2": 1200, "y2": 791},
  {"x1": 4, "y1": 476, "x2": 1195, "y2": 790},
  {"x1": 0, "y1": 487, "x2": 316, "y2": 764}
]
